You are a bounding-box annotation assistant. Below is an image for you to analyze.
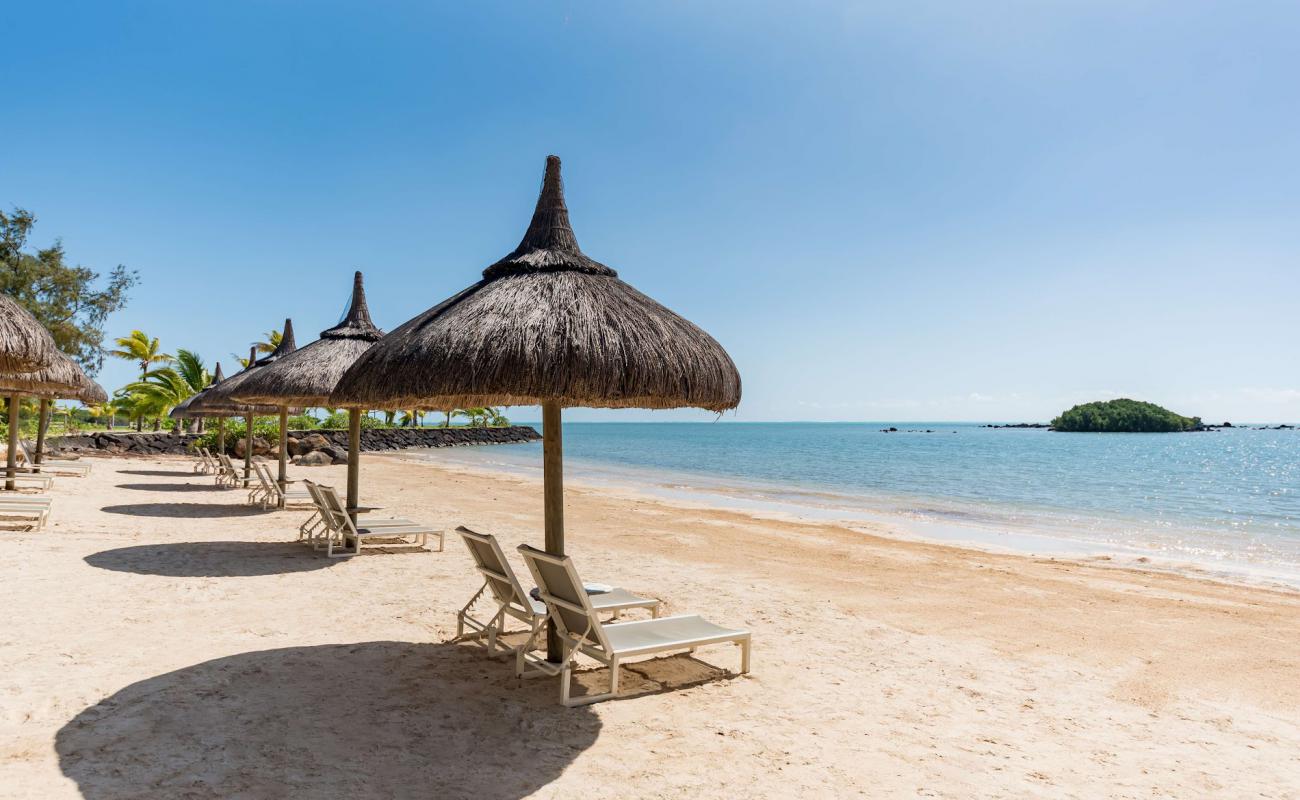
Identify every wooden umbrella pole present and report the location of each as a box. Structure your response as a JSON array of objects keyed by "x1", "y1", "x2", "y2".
[
  {"x1": 5, "y1": 395, "x2": 19, "y2": 491},
  {"x1": 217, "y1": 417, "x2": 226, "y2": 454},
  {"x1": 34, "y1": 399, "x2": 51, "y2": 471},
  {"x1": 542, "y1": 399, "x2": 565, "y2": 662},
  {"x1": 243, "y1": 413, "x2": 254, "y2": 488},
  {"x1": 277, "y1": 406, "x2": 289, "y2": 508},
  {"x1": 346, "y1": 408, "x2": 361, "y2": 525}
]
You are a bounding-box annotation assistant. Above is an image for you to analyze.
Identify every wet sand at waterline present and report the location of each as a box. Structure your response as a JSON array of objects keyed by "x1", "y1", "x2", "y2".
[{"x1": 2, "y1": 455, "x2": 1298, "y2": 798}]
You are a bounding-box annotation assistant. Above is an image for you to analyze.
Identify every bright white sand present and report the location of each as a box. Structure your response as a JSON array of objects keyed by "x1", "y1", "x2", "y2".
[{"x1": 2, "y1": 454, "x2": 1299, "y2": 799}]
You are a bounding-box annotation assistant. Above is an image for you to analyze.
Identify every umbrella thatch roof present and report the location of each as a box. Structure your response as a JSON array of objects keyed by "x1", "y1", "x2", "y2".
[
  {"x1": 190, "y1": 323, "x2": 301, "y2": 416},
  {"x1": 169, "y1": 363, "x2": 228, "y2": 419},
  {"x1": 0, "y1": 349, "x2": 93, "y2": 398},
  {"x1": 331, "y1": 156, "x2": 741, "y2": 412},
  {"x1": 230, "y1": 272, "x2": 383, "y2": 406},
  {"x1": 79, "y1": 381, "x2": 109, "y2": 405},
  {"x1": 0, "y1": 294, "x2": 61, "y2": 374}
]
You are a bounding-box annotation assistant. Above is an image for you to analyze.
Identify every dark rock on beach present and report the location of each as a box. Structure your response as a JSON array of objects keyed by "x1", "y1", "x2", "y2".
[{"x1": 48, "y1": 425, "x2": 542, "y2": 459}]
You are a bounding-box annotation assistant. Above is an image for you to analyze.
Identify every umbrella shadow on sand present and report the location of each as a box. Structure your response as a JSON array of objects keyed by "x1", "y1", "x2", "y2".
[
  {"x1": 114, "y1": 482, "x2": 225, "y2": 492},
  {"x1": 85, "y1": 541, "x2": 341, "y2": 577},
  {"x1": 56, "y1": 641, "x2": 601, "y2": 800},
  {"x1": 100, "y1": 502, "x2": 269, "y2": 518}
]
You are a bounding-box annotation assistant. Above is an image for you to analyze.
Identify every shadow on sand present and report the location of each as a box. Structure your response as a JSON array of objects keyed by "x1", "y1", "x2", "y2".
[
  {"x1": 115, "y1": 482, "x2": 224, "y2": 492},
  {"x1": 85, "y1": 541, "x2": 339, "y2": 577},
  {"x1": 115, "y1": 469, "x2": 199, "y2": 477},
  {"x1": 56, "y1": 642, "x2": 601, "y2": 800},
  {"x1": 100, "y1": 502, "x2": 267, "y2": 518}
]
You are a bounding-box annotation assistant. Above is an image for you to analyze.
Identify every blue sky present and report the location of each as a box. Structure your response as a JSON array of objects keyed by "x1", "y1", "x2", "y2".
[{"x1": 4, "y1": 2, "x2": 1298, "y2": 422}]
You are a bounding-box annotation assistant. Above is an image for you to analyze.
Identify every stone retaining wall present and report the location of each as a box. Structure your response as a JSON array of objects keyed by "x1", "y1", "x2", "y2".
[{"x1": 49, "y1": 425, "x2": 540, "y2": 458}]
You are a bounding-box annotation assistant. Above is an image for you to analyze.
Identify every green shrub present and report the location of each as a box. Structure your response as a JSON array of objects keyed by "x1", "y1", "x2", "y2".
[
  {"x1": 191, "y1": 416, "x2": 283, "y2": 454},
  {"x1": 287, "y1": 414, "x2": 320, "y2": 430},
  {"x1": 319, "y1": 410, "x2": 384, "y2": 430},
  {"x1": 1051, "y1": 399, "x2": 1201, "y2": 433}
]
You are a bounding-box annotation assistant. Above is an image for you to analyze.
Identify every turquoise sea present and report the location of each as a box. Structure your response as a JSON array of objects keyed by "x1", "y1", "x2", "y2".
[{"x1": 409, "y1": 422, "x2": 1300, "y2": 587}]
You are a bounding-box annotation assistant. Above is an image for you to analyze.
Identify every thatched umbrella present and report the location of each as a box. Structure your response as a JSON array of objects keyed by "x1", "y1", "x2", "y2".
[
  {"x1": 0, "y1": 350, "x2": 92, "y2": 488},
  {"x1": 200, "y1": 322, "x2": 299, "y2": 490},
  {"x1": 0, "y1": 294, "x2": 60, "y2": 375},
  {"x1": 333, "y1": 155, "x2": 741, "y2": 658},
  {"x1": 231, "y1": 272, "x2": 383, "y2": 512}
]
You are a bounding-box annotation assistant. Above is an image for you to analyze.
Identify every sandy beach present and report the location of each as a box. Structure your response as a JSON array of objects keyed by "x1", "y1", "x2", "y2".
[{"x1": 2, "y1": 452, "x2": 1299, "y2": 799}]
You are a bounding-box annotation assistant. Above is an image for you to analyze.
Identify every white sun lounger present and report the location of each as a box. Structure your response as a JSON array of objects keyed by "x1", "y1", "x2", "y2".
[
  {"x1": 312, "y1": 481, "x2": 442, "y2": 558},
  {"x1": 0, "y1": 495, "x2": 52, "y2": 530},
  {"x1": 0, "y1": 494, "x2": 52, "y2": 505},
  {"x1": 249, "y1": 460, "x2": 313, "y2": 509},
  {"x1": 17, "y1": 442, "x2": 90, "y2": 476},
  {"x1": 518, "y1": 544, "x2": 751, "y2": 706},
  {"x1": 0, "y1": 472, "x2": 54, "y2": 491},
  {"x1": 455, "y1": 526, "x2": 661, "y2": 659},
  {"x1": 299, "y1": 480, "x2": 422, "y2": 546},
  {"x1": 193, "y1": 447, "x2": 217, "y2": 474},
  {"x1": 215, "y1": 454, "x2": 244, "y2": 487}
]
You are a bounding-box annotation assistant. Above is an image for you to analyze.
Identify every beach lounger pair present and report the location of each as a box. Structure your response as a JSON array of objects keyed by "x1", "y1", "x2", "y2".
[
  {"x1": 455, "y1": 526, "x2": 751, "y2": 706},
  {"x1": 0, "y1": 493, "x2": 53, "y2": 530},
  {"x1": 214, "y1": 454, "x2": 244, "y2": 487},
  {"x1": 16, "y1": 442, "x2": 90, "y2": 477},
  {"x1": 193, "y1": 447, "x2": 218, "y2": 475},
  {"x1": 302, "y1": 479, "x2": 443, "y2": 558},
  {"x1": 248, "y1": 460, "x2": 313, "y2": 509}
]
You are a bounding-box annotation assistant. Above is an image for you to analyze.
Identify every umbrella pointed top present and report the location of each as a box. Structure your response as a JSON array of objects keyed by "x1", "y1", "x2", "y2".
[
  {"x1": 483, "y1": 155, "x2": 617, "y2": 279},
  {"x1": 274, "y1": 319, "x2": 296, "y2": 356},
  {"x1": 211, "y1": 362, "x2": 225, "y2": 384},
  {"x1": 321, "y1": 272, "x2": 383, "y2": 341}
]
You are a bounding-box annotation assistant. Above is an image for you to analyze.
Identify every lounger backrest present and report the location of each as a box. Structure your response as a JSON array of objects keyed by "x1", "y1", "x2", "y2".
[
  {"x1": 455, "y1": 527, "x2": 531, "y2": 613},
  {"x1": 314, "y1": 484, "x2": 356, "y2": 535},
  {"x1": 517, "y1": 545, "x2": 611, "y2": 652},
  {"x1": 254, "y1": 461, "x2": 277, "y2": 494},
  {"x1": 302, "y1": 479, "x2": 324, "y2": 512}
]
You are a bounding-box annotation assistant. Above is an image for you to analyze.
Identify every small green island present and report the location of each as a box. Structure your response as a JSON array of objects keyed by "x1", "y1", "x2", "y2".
[{"x1": 1051, "y1": 399, "x2": 1203, "y2": 433}]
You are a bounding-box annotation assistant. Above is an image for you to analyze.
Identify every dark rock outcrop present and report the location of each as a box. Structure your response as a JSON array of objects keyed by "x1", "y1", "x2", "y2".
[{"x1": 50, "y1": 426, "x2": 542, "y2": 459}]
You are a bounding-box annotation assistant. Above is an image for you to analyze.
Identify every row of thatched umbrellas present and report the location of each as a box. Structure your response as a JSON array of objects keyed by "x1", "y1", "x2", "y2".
[
  {"x1": 0, "y1": 296, "x2": 108, "y2": 491},
  {"x1": 10, "y1": 156, "x2": 741, "y2": 661}
]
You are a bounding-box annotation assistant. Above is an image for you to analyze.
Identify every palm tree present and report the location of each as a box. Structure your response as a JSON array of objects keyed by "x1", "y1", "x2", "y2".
[
  {"x1": 87, "y1": 402, "x2": 116, "y2": 430},
  {"x1": 254, "y1": 329, "x2": 282, "y2": 355},
  {"x1": 108, "y1": 330, "x2": 172, "y2": 379},
  {"x1": 173, "y1": 349, "x2": 210, "y2": 393},
  {"x1": 232, "y1": 329, "x2": 281, "y2": 367},
  {"x1": 122, "y1": 367, "x2": 194, "y2": 431}
]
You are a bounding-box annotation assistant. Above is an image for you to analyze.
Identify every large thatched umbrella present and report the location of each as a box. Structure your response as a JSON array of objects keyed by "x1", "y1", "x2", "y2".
[
  {"x1": 200, "y1": 322, "x2": 299, "y2": 490},
  {"x1": 231, "y1": 272, "x2": 383, "y2": 511},
  {"x1": 0, "y1": 294, "x2": 60, "y2": 374},
  {"x1": 0, "y1": 350, "x2": 91, "y2": 489},
  {"x1": 333, "y1": 155, "x2": 741, "y2": 658}
]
